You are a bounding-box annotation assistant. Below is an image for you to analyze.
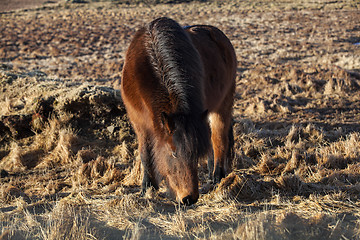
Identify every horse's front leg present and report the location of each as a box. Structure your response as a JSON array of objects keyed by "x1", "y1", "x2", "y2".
[{"x1": 138, "y1": 134, "x2": 159, "y2": 194}]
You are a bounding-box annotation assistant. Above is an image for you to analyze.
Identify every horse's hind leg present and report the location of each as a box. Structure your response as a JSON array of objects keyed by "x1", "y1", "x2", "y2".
[
  {"x1": 208, "y1": 90, "x2": 234, "y2": 183},
  {"x1": 207, "y1": 147, "x2": 214, "y2": 180},
  {"x1": 227, "y1": 121, "x2": 234, "y2": 172}
]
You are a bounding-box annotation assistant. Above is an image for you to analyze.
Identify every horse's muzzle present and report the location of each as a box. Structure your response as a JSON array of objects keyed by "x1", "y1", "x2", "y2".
[{"x1": 181, "y1": 195, "x2": 198, "y2": 206}]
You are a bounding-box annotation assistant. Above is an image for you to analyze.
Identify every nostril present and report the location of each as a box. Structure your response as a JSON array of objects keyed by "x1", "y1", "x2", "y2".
[{"x1": 182, "y1": 195, "x2": 197, "y2": 206}]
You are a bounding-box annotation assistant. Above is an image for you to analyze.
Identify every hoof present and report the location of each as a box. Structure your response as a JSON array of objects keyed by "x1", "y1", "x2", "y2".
[{"x1": 200, "y1": 181, "x2": 215, "y2": 194}]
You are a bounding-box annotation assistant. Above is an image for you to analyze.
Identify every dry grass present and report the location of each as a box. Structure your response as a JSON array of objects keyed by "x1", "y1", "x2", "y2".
[
  {"x1": 1, "y1": 0, "x2": 360, "y2": 239},
  {"x1": 0, "y1": 197, "x2": 96, "y2": 240}
]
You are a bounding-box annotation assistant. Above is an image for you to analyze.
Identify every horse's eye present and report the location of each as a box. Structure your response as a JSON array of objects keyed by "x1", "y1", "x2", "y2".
[{"x1": 172, "y1": 151, "x2": 177, "y2": 158}]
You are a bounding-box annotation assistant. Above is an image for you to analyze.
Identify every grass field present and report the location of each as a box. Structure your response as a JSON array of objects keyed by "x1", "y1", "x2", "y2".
[{"x1": 1, "y1": 0, "x2": 360, "y2": 239}]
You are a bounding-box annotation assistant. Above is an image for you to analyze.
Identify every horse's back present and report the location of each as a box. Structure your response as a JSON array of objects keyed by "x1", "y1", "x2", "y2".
[
  {"x1": 122, "y1": 23, "x2": 236, "y2": 117},
  {"x1": 185, "y1": 25, "x2": 237, "y2": 111}
]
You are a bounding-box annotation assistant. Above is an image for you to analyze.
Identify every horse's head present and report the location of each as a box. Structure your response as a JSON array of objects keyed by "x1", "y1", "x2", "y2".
[{"x1": 158, "y1": 111, "x2": 209, "y2": 205}]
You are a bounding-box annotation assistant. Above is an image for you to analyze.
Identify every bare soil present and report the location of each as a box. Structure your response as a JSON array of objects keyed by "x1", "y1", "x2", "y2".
[
  {"x1": 1, "y1": 0, "x2": 360, "y2": 239},
  {"x1": 0, "y1": 0, "x2": 62, "y2": 12}
]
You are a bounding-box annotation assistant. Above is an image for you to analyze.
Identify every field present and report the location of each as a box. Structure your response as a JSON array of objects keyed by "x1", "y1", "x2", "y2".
[{"x1": 1, "y1": 0, "x2": 360, "y2": 239}]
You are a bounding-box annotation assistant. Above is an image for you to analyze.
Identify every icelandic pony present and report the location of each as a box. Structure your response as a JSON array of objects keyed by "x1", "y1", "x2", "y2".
[{"x1": 120, "y1": 17, "x2": 236, "y2": 205}]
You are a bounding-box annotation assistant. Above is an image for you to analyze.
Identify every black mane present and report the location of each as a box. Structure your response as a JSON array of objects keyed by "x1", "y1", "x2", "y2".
[
  {"x1": 146, "y1": 17, "x2": 210, "y2": 160},
  {"x1": 145, "y1": 17, "x2": 205, "y2": 114},
  {"x1": 172, "y1": 113, "x2": 210, "y2": 160}
]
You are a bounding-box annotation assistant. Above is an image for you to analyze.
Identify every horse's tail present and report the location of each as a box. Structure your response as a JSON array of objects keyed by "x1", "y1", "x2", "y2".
[{"x1": 145, "y1": 17, "x2": 204, "y2": 113}]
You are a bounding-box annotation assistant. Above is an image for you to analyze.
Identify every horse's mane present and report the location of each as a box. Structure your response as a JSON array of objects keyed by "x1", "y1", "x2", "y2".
[
  {"x1": 145, "y1": 17, "x2": 210, "y2": 160},
  {"x1": 145, "y1": 17, "x2": 204, "y2": 113}
]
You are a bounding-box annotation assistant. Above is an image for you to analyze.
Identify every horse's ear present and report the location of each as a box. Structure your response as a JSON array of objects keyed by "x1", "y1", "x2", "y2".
[
  {"x1": 201, "y1": 109, "x2": 209, "y2": 121},
  {"x1": 161, "y1": 112, "x2": 175, "y2": 135}
]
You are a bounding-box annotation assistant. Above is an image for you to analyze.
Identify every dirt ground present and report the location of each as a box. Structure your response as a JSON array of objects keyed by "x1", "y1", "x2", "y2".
[
  {"x1": 1, "y1": 0, "x2": 360, "y2": 239},
  {"x1": 0, "y1": 0, "x2": 62, "y2": 12}
]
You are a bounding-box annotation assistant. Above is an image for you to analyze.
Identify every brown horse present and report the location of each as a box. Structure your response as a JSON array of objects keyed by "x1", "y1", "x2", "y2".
[{"x1": 120, "y1": 17, "x2": 236, "y2": 205}]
